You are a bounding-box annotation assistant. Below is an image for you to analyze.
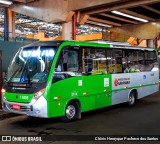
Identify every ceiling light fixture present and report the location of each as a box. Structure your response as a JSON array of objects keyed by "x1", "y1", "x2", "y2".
[
  {"x1": 111, "y1": 10, "x2": 148, "y2": 23},
  {"x1": 86, "y1": 20, "x2": 112, "y2": 27},
  {"x1": 0, "y1": 0, "x2": 13, "y2": 5}
]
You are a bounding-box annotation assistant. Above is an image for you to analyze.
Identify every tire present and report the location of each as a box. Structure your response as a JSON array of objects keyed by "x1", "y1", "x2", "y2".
[
  {"x1": 128, "y1": 91, "x2": 136, "y2": 106},
  {"x1": 60, "y1": 101, "x2": 78, "y2": 122}
]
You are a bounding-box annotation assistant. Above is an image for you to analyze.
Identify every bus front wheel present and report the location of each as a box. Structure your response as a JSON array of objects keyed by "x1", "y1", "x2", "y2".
[
  {"x1": 61, "y1": 101, "x2": 78, "y2": 122},
  {"x1": 128, "y1": 91, "x2": 136, "y2": 106}
]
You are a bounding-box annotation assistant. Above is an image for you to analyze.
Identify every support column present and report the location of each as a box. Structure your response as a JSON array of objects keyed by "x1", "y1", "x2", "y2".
[
  {"x1": 4, "y1": 8, "x2": 8, "y2": 41},
  {"x1": 3, "y1": 8, "x2": 16, "y2": 41},
  {"x1": 147, "y1": 39, "x2": 157, "y2": 48},
  {"x1": 0, "y1": 51, "x2": 2, "y2": 109},
  {"x1": 62, "y1": 21, "x2": 72, "y2": 40},
  {"x1": 72, "y1": 13, "x2": 77, "y2": 40},
  {"x1": 8, "y1": 8, "x2": 16, "y2": 40}
]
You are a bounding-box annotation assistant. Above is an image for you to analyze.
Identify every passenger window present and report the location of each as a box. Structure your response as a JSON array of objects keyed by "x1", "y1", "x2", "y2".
[
  {"x1": 82, "y1": 48, "x2": 123, "y2": 75},
  {"x1": 144, "y1": 51, "x2": 158, "y2": 71},
  {"x1": 92, "y1": 49, "x2": 107, "y2": 75},
  {"x1": 123, "y1": 50, "x2": 142, "y2": 73},
  {"x1": 122, "y1": 50, "x2": 157, "y2": 73},
  {"x1": 108, "y1": 49, "x2": 122, "y2": 74},
  {"x1": 82, "y1": 48, "x2": 107, "y2": 75}
]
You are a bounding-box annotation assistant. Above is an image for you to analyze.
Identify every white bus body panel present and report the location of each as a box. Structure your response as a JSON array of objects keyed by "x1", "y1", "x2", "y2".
[{"x1": 112, "y1": 71, "x2": 159, "y2": 105}]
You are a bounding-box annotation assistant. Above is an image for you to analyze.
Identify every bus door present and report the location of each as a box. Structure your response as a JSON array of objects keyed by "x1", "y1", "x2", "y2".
[
  {"x1": 50, "y1": 46, "x2": 83, "y2": 115},
  {"x1": 81, "y1": 48, "x2": 112, "y2": 111}
]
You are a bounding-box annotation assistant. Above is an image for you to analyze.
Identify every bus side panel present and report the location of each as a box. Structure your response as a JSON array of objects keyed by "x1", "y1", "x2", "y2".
[
  {"x1": 129, "y1": 71, "x2": 159, "y2": 99},
  {"x1": 111, "y1": 71, "x2": 159, "y2": 105},
  {"x1": 48, "y1": 76, "x2": 83, "y2": 118},
  {"x1": 137, "y1": 85, "x2": 158, "y2": 99},
  {"x1": 48, "y1": 74, "x2": 112, "y2": 117},
  {"x1": 135, "y1": 71, "x2": 159, "y2": 99},
  {"x1": 82, "y1": 74, "x2": 112, "y2": 111},
  {"x1": 112, "y1": 90, "x2": 130, "y2": 105},
  {"x1": 112, "y1": 73, "x2": 130, "y2": 105}
]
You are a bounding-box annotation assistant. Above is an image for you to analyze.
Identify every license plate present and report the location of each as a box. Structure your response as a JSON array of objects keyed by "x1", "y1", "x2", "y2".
[{"x1": 12, "y1": 104, "x2": 20, "y2": 110}]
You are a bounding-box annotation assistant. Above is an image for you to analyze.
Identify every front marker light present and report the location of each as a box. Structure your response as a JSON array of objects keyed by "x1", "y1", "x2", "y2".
[{"x1": 34, "y1": 88, "x2": 46, "y2": 100}]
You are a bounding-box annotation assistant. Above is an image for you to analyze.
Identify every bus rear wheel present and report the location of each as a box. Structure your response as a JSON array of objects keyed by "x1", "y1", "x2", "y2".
[
  {"x1": 128, "y1": 91, "x2": 136, "y2": 106},
  {"x1": 61, "y1": 101, "x2": 78, "y2": 122}
]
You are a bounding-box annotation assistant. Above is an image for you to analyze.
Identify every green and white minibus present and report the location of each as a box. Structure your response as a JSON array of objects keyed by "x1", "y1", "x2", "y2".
[{"x1": 2, "y1": 40, "x2": 159, "y2": 121}]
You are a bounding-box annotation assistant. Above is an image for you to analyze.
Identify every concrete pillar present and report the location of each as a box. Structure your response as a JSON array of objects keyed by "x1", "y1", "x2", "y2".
[
  {"x1": 0, "y1": 50, "x2": 2, "y2": 109},
  {"x1": 72, "y1": 13, "x2": 77, "y2": 40},
  {"x1": 147, "y1": 39, "x2": 157, "y2": 48},
  {"x1": 62, "y1": 21, "x2": 72, "y2": 40},
  {"x1": 8, "y1": 8, "x2": 16, "y2": 40},
  {"x1": 4, "y1": 8, "x2": 8, "y2": 41},
  {"x1": 4, "y1": 8, "x2": 16, "y2": 41}
]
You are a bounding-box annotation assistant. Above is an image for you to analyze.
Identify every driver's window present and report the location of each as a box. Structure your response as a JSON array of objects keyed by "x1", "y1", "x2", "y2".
[
  {"x1": 53, "y1": 46, "x2": 80, "y2": 83},
  {"x1": 56, "y1": 47, "x2": 79, "y2": 72}
]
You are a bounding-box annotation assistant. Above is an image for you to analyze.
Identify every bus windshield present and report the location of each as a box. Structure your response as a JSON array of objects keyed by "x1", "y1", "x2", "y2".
[{"x1": 6, "y1": 46, "x2": 56, "y2": 83}]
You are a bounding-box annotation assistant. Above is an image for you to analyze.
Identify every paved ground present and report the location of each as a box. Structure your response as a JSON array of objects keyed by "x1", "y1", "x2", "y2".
[
  {"x1": 0, "y1": 91, "x2": 160, "y2": 144},
  {"x1": 0, "y1": 110, "x2": 18, "y2": 121}
]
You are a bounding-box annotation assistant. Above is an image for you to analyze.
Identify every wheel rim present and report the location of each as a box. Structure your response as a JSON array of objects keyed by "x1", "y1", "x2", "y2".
[
  {"x1": 129, "y1": 92, "x2": 135, "y2": 105},
  {"x1": 66, "y1": 105, "x2": 76, "y2": 119}
]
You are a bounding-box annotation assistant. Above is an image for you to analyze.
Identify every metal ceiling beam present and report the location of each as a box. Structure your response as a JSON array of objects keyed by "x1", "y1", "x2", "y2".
[
  {"x1": 108, "y1": 21, "x2": 160, "y2": 39},
  {"x1": 88, "y1": 16, "x2": 122, "y2": 26},
  {"x1": 141, "y1": 5, "x2": 160, "y2": 15},
  {"x1": 65, "y1": 11, "x2": 75, "y2": 22},
  {"x1": 119, "y1": 9, "x2": 155, "y2": 21},
  {"x1": 79, "y1": 14, "x2": 89, "y2": 25},
  {"x1": 68, "y1": 0, "x2": 121, "y2": 11},
  {"x1": 99, "y1": 13, "x2": 138, "y2": 24},
  {"x1": 83, "y1": 0, "x2": 160, "y2": 15}
]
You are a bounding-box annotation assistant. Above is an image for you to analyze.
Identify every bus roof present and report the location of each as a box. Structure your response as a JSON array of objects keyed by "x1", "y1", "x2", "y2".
[
  {"x1": 27, "y1": 40, "x2": 156, "y2": 51},
  {"x1": 89, "y1": 40, "x2": 156, "y2": 51},
  {"x1": 22, "y1": 40, "x2": 65, "y2": 48}
]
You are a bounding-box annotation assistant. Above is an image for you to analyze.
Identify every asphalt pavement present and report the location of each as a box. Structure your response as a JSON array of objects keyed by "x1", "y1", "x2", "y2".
[{"x1": 0, "y1": 109, "x2": 19, "y2": 121}]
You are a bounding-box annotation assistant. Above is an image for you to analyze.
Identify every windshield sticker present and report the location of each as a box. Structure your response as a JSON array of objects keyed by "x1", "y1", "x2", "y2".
[
  {"x1": 20, "y1": 75, "x2": 26, "y2": 82},
  {"x1": 12, "y1": 78, "x2": 20, "y2": 82},
  {"x1": 78, "y1": 80, "x2": 82, "y2": 86},
  {"x1": 104, "y1": 78, "x2": 109, "y2": 87},
  {"x1": 114, "y1": 78, "x2": 130, "y2": 86},
  {"x1": 143, "y1": 75, "x2": 146, "y2": 79}
]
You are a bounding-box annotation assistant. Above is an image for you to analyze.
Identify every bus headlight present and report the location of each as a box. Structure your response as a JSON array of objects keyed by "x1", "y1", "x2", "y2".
[
  {"x1": 1, "y1": 88, "x2": 6, "y2": 99},
  {"x1": 32, "y1": 88, "x2": 46, "y2": 102}
]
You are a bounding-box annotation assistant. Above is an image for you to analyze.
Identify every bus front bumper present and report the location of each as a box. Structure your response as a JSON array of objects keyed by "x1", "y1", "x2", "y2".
[{"x1": 2, "y1": 95, "x2": 48, "y2": 118}]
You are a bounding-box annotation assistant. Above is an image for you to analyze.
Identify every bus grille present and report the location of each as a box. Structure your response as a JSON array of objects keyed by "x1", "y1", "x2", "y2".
[{"x1": 5, "y1": 103, "x2": 32, "y2": 112}]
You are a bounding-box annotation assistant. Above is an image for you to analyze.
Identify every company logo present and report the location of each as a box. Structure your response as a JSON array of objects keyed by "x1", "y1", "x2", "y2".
[
  {"x1": 114, "y1": 78, "x2": 119, "y2": 86},
  {"x1": 114, "y1": 78, "x2": 130, "y2": 86}
]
